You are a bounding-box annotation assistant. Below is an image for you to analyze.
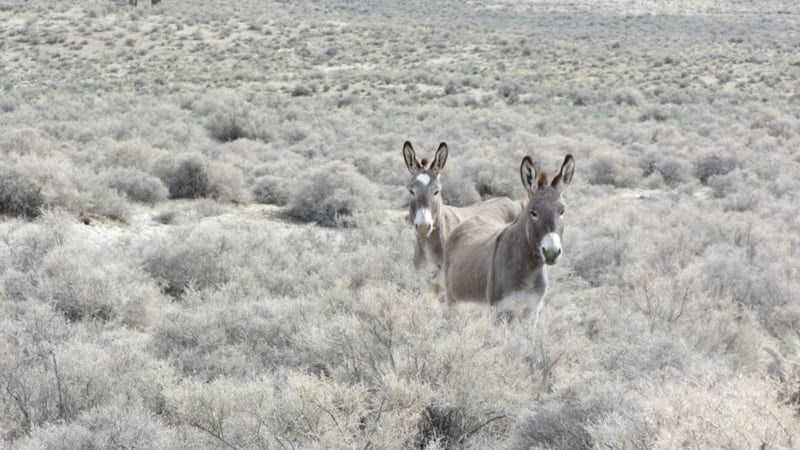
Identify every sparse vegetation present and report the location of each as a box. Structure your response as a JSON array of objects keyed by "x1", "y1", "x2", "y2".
[{"x1": 1, "y1": 0, "x2": 799, "y2": 448}]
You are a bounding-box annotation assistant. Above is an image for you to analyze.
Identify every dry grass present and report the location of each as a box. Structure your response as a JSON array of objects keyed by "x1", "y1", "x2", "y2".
[{"x1": 1, "y1": 0, "x2": 799, "y2": 447}]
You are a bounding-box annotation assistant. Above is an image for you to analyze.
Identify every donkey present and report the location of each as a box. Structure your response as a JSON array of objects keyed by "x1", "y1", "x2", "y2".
[
  {"x1": 444, "y1": 154, "x2": 575, "y2": 324},
  {"x1": 403, "y1": 141, "x2": 521, "y2": 294}
]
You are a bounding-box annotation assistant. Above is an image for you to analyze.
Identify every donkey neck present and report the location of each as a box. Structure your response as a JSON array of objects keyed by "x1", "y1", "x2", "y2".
[
  {"x1": 415, "y1": 198, "x2": 449, "y2": 264},
  {"x1": 499, "y1": 216, "x2": 544, "y2": 276}
]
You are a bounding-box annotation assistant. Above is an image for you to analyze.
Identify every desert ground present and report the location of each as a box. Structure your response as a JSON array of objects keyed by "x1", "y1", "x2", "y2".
[{"x1": 1, "y1": 0, "x2": 799, "y2": 448}]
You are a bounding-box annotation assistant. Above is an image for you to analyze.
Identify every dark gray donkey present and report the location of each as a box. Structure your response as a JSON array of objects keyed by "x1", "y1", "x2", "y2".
[
  {"x1": 403, "y1": 141, "x2": 520, "y2": 295},
  {"x1": 444, "y1": 154, "x2": 575, "y2": 325}
]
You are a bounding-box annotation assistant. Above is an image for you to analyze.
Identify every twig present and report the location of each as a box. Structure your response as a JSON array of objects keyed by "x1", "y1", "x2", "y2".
[{"x1": 459, "y1": 414, "x2": 507, "y2": 443}]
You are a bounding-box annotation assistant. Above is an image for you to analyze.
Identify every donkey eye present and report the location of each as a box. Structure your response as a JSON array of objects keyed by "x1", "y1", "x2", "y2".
[
  {"x1": 408, "y1": 189, "x2": 415, "y2": 196},
  {"x1": 433, "y1": 190, "x2": 440, "y2": 196},
  {"x1": 530, "y1": 210, "x2": 539, "y2": 219},
  {"x1": 559, "y1": 208, "x2": 565, "y2": 217}
]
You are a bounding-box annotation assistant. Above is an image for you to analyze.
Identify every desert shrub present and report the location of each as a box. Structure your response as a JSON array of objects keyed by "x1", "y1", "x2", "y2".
[
  {"x1": 151, "y1": 292, "x2": 308, "y2": 377},
  {"x1": 204, "y1": 98, "x2": 274, "y2": 143},
  {"x1": 693, "y1": 154, "x2": 738, "y2": 184},
  {"x1": 641, "y1": 154, "x2": 691, "y2": 187},
  {"x1": 497, "y1": 80, "x2": 521, "y2": 105},
  {"x1": 296, "y1": 285, "x2": 545, "y2": 447},
  {"x1": 165, "y1": 372, "x2": 369, "y2": 448},
  {"x1": 17, "y1": 405, "x2": 176, "y2": 450},
  {"x1": 1, "y1": 128, "x2": 50, "y2": 155},
  {"x1": 570, "y1": 235, "x2": 625, "y2": 286},
  {"x1": 751, "y1": 107, "x2": 796, "y2": 138},
  {"x1": 153, "y1": 153, "x2": 211, "y2": 199},
  {"x1": 0, "y1": 167, "x2": 44, "y2": 218},
  {"x1": 440, "y1": 171, "x2": 481, "y2": 207},
  {"x1": 611, "y1": 87, "x2": 644, "y2": 106},
  {"x1": 458, "y1": 157, "x2": 522, "y2": 201},
  {"x1": 0, "y1": 92, "x2": 21, "y2": 113},
  {"x1": 639, "y1": 104, "x2": 675, "y2": 122},
  {"x1": 638, "y1": 361, "x2": 800, "y2": 449},
  {"x1": 11, "y1": 155, "x2": 131, "y2": 221},
  {"x1": 152, "y1": 153, "x2": 246, "y2": 202},
  {"x1": 252, "y1": 174, "x2": 290, "y2": 205},
  {"x1": 352, "y1": 151, "x2": 401, "y2": 187},
  {"x1": 585, "y1": 154, "x2": 641, "y2": 188},
  {"x1": 291, "y1": 84, "x2": 313, "y2": 97},
  {"x1": 142, "y1": 222, "x2": 239, "y2": 297},
  {"x1": 95, "y1": 139, "x2": 168, "y2": 172},
  {"x1": 1, "y1": 313, "x2": 177, "y2": 443},
  {"x1": 40, "y1": 241, "x2": 164, "y2": 326},
  {"x1": 206, "y1": 160, "x2": 248, "y2": 203},
  {"x1": 707, "y1": 169, "x2": 747, "y2": 198},
  {"x1": 100, "y1": 166, "x2": 168, "y2": 204},
  {"x1": 504, "y1": 402, "x2": 605, "y2": 450},
  {"x1": 287, "y1": 160, "x2": 379, "y2": 227}
]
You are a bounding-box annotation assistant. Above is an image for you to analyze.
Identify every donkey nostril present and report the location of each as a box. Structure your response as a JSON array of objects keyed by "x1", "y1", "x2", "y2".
[{"x1": 542, "y1": 247, "x2": 562, "y2": 260}]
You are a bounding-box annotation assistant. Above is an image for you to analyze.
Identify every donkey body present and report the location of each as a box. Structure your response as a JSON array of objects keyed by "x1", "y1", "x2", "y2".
[
  {"x1": 403, "y1": 141, "x2": 520, "y2": 294},
  {"x1": 444, "y1": 154, "x2": 575, "y2": 322}
]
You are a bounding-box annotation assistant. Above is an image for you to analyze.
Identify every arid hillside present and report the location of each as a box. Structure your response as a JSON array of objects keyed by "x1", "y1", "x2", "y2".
[{"x1": 1, "y1": 0, "x2": 799, "y2": 448}]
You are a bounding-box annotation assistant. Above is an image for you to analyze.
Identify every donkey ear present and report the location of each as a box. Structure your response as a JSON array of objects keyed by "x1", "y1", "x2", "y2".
[
  {"x1": 551, "y1": 154, "x2": 575, "y2": 190},
  {"x1": 519, "y1": 156, "x2": 537, "y2": 195},
  {"x1": 430, "y1": 142, "x2": 449, "y2": 172},
  {"x1": 403, "y1": 141, "x2": 422, "y2": 173}
]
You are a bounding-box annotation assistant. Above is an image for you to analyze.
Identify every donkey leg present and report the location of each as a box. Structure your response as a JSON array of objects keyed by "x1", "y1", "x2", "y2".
[{"x1": 531, "y1": 294, "x2": 547, "y2": 329}]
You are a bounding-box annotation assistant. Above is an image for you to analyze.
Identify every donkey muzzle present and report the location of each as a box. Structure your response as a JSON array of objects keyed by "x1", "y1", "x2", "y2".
[
  {"x1": 414, "y1": 208, "x2": 434, "y2": 237},
  {"x1": 541, "y1": 232, "x2": 562, "y2": 265}
]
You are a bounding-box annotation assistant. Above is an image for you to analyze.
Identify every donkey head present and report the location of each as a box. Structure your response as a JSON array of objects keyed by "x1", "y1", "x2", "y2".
[
  {"x1": 403, "y1": 141, "x2": 448, "y2": 237},
  {"x1": 519, "y1": 154, "x2": 575, "y2": 265}
]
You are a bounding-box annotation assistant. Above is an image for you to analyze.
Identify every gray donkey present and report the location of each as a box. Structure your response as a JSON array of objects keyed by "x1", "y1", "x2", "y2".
[
  {"x1": 444, "y1": 154, "x2": 575, "y2": 324},
  {"x1": 403, "y1": 141, "x2": 520, "y2": 294}
]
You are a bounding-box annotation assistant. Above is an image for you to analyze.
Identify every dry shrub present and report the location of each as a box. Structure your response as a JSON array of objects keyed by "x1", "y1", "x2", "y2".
[
  {"x1": 142, "y1": 222, "x2": 238, "y2": 297},
  {"x1": 295, "y1": 284, "x2": 546, "y2": 448},
  {"x1": 11, "y1": 155, "x2": 130, "y2": 221},
  {"x1": 204, "y1": 97, "x2": 274, "y2": 143},
  {"x1": 17, "y1": 405, "x2": 177, "y2": 450},
  {"x1": 165, "y1": 373, "x2": 369, "y2": 449},
  {"x1": 96, "y1": 139, "x2": 168, "y2": 172},
  {"x1": 0, "y1": 166, "x2": 44, "y2": 218},
  {"x1": 460, "y1": 156, "x2": 523, "y2": 201},
  {"x1": 100, "y1": 166, "x2": 168, "y2": 204},
  {"x1": 693, "y1": 154, "x2": 738, "y2": 184},
  {"x1": 440, "y1": 170, "x2": 482, "y2": 206},
  {"x1": 287, "y1": 160, "x2": 380, "y2": 227},
  {"x1": 40, "y1": 240, "x2": 164, "y2": 327},
  {"x1": 585, "y1": 153, "x2": 641, "y2": 188},
  {"x1": 638, "y1": 360, "x2": 800, "y2": 448},
  {"x1": 1, "y1": 128, "x2": 51, "y2": 155},
  {"x1": 153, "y1": 153, "x2": 212, "y2": 199},
  {"x1": 640, "y1": 153, "x2": 691, "y2": 188},
  {"x1": 751, "y1": 107, "x2": 797, "y2": 138},
  {"x1": 152, "y1": 152, "x2": 247, "y2": 202},
  {"x1": 497, "y1": 79, "x2": 521, "y2": 105},
  {"x1": 611, "y1": 87, "x2": 645, "y2": 106},
  {"x1": 707, "y1": 169, "x2": 747, "y2": 199},
  {"x1": 504, "y1": 402, "x2": 605, "y2": 450},
  {"x1": 0, "y1": 321, "x2": 176, "y2": 442},
  {"x1": 252, "y1": 174, "x2": 291, "y2": 205},
  {"x1": 2, "y1": 211, "x2": 164, "y2": 327},
  {"x1": 0, "y1": 92, "x2": 21, "y2": 113},
  {"x1": 639, "y1": 104, "x2": 676, "y2": 122}
]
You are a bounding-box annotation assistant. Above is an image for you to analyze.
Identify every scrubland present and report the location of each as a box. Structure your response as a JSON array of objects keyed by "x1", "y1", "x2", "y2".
[{"x1": 1, "y1": 0, "x2": 799, "y2": 448}]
